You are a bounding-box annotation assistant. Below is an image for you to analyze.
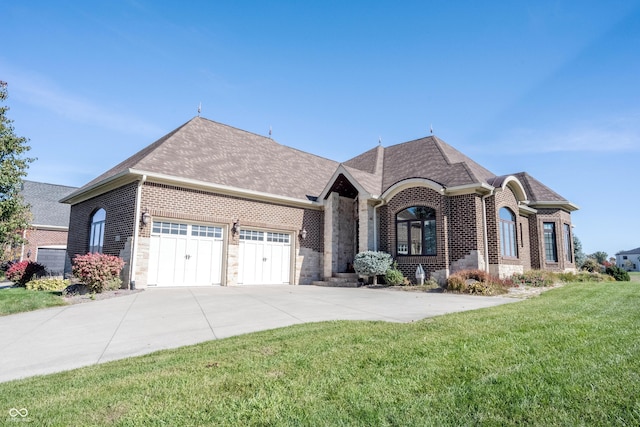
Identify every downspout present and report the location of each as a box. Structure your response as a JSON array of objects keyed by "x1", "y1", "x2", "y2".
[
  {"x1": 481, "y1": 188, "x2": 495, "y2": 273},
  {"x1": 129, "y1": 174, "x2": 147, "y2": 289}
]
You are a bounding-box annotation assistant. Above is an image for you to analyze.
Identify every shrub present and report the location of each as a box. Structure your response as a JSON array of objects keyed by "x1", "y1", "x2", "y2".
[
  {"x1": 6, "y1": 260, "x2": 46, "y2": 286},
  {"x1": 72, "y1": 253, "x2": 125, "y2": 293},
  {"x1": 581, "y1": 258, "x2": 602, "y2": 273},
  {"x1": 384, "y1": 264, "x2": 405, "y2": 286},
  {"x1": 446, "y1": 269, "x2": 511, "y2": 295},
  {"x1": 511, "y1": 270, "x2": 555, "y2": 287},
  {"x1": 353, "y1": 251, "x2": 392, "y2": 285},
  {"x1": 605, "y1": 265, "x2": 631, "y2": 282},
  {"x1": 26, "y1": 278, "x2": 70, "y2": 291},
  {"x1": 557, "y1": 271, "x2": 614, "y2": 283}
]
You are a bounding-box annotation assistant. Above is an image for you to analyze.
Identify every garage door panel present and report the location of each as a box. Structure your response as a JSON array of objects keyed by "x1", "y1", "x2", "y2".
[
  {"x1": 239, "y1": 230, "x2": 290, "y2": 285},
  {"x1": 148, "y1": 222, "x2": 222, "y2": 287}
]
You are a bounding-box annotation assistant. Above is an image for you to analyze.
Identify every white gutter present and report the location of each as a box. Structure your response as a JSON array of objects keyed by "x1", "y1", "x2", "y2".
[{"x1": 129, "y1": 174, "x2": 147, "y2": 289}]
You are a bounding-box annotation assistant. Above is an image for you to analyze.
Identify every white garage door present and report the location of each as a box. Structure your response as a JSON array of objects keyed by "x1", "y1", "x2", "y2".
[
  {"x1": 148, "y1": 221, "x2": 223, "y2": 286},
  {"x1": 238, "y1": 229, "x2": 291, "y2": 285}
]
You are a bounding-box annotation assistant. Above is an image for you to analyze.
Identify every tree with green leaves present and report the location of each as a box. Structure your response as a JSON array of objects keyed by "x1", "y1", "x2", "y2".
[
  {"x1": 0, "y1": 80, "x2": 34, "y2": 258},
  {"x1": 573, "y1": 234, "x2": 586, "y2": 268},
  {"x1": 589, "y1": 251, "x2": 609, "y2": 265}
]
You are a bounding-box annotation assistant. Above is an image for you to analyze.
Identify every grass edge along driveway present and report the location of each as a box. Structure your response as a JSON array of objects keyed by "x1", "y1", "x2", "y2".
[{"x1": 1, "y1": 282, "x2": 639, "y2": 426}]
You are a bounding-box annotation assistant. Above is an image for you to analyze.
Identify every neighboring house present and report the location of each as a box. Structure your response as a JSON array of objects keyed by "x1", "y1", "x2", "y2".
[
  {"x1": 61, "y1": 117, "x2": 578, "y2": 288},
  {"x1": 616, "y1": 248, "x2": 640, "y2": 272},
  {"x1": 20, "y1": 180, "x2": 77, "y2": 275}
]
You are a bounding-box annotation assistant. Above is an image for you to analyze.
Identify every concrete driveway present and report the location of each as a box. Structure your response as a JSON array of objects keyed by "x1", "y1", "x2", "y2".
[{"x1": 0, "y1": 285, "x2": 517, "y2": 383}]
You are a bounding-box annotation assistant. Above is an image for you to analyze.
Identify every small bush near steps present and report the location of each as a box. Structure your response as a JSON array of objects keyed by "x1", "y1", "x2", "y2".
[
  {"x1": 72, "y1": 253, "x2": 125, "y2": 293},
  {"x1": 353, "y1": 251, "x2": 393, "y2": 285}
]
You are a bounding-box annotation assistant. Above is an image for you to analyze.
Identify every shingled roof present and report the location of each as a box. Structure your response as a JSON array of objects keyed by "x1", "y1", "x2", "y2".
[
  {"x1": 76, "y1": 117, "x2": 339, "y2": 201},
  {"x1": 70, "y1": 117, "x2": 575, "y2": 211},
  {"x1": 21, "y1": 181, "x2": 77, "y2": 227},
  {"x1": 342, "y1": 136, "x2": 496, "y2": 195},
  {"x1": 512, "y1": 172, "x2": 571, "y2": 204}
]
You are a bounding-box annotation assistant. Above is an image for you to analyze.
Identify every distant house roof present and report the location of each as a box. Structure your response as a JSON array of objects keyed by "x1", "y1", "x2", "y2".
[
  {"x1": 71, "y1": 117, "x2": 339, "y2": 201},
  {"x1": 21, "y1": 181, "x2": 77, "y2": 228},
  {"x1": 617, "y1": 247, "x2": 640, "y2": 255}
]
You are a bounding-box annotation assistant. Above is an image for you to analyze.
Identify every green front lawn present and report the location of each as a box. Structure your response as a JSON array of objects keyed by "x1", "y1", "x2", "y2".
[
  {"x1": 630, "y1": 271, "x2": 640, "y2": 282},
  {"x1": 0, "y1": 287, "x2": 67, "y2": 316},
  {"x1": 1, "y1": 282, "x2": 639, "y2": 426}
]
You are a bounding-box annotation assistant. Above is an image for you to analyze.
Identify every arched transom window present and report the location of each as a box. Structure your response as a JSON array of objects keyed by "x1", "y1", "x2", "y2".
[
  {"x1": 499, "y1": 207, "x2": 517, "y2": 258},
  {"x1": 89, "y1": 208, "x2": 106, "y2": 253},
  {"x1": 396, "y1": 206, "x2": 436, "y2": 256}
]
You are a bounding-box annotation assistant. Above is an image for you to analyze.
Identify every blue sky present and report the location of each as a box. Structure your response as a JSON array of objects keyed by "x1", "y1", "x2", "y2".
[{"x1": 2, "y1": 1, "x2": 639, "y2": 258}]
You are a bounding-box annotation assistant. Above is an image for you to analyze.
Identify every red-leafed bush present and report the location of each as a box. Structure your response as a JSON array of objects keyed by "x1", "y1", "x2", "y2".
[
  {"x1": 72, "y1": 253, "x2": 125, "y2": 293},
  {"x1": 6, "y1": 260, "x2": 46, "y2": 286}
]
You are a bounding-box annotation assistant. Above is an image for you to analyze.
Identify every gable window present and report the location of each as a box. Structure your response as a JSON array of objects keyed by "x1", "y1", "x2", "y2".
[
  {"x1": 89, "y1": 208, "x2": 106, "y2": 253},
  {"x1": 396, "y1": 206, "x2": 436, "y2": 256},
  {"x1": 543, "y1": 222, "x2": 558, "y2": 262},
  {"x1": 563, "y1": 224, "x2": 572, "y2": 263},
  {"x1": 499, "y1": 207, "x2": 517, "y2": 258}
]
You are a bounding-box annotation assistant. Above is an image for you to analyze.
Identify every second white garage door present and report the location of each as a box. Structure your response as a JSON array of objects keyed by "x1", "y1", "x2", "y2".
[
  {"x1": 148, "y1": 221, "x2": 223, "y2": 286},
  {"x1": 238, "y1": 229, "x2": 291, "y2": 285}
]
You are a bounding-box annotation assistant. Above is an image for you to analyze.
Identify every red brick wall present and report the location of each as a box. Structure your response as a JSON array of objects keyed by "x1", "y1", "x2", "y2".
[
  {"x1": 447, "y1": 194, "x2": 484, "y2": 263},
  {"x1": 23, "y1": 228, "x2": 68, "y2": 260}
]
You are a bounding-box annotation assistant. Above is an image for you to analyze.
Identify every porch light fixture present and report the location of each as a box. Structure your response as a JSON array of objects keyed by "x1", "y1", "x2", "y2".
[
  {"x1": 232, "y1": 220, "x2": 240, "y2": 235},
  {"x1": 299, "y1": 228, "x2": 307, "y2": 240},
  {"x1": 141, "y1": 211, "x2": 151, "y2": 226}
]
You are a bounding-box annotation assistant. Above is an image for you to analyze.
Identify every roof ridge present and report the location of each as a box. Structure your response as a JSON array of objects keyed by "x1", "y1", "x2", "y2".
[{"x1": 197, "y1": 116, "x2": 337, "y2": 164}]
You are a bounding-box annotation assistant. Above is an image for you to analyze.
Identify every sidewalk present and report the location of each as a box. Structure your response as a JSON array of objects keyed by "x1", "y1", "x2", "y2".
[{"x1": 0, "y1": 285, "x2": 517, "y2": 383}]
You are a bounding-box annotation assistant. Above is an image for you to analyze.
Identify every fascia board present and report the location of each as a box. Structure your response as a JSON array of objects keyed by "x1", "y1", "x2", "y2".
[{"x1": 529, "y1": 201, "x2": 580, "y2": 212}]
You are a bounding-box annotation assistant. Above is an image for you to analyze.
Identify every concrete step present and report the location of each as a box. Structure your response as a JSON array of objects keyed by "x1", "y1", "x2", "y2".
[
  {"x1": 334, "y1": 272, "x2": 359, "y2": 280},
  {"x1": 311, "y1": 280, "x2": 361, "y2": 288}
]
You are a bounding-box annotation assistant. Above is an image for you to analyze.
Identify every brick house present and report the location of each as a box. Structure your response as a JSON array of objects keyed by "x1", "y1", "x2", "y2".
[
  {"x1": 19, "y1": 181, "x2": 77, "y2": 275},
  {"x1": 62, "y1": 117, "x2": 578, "y2": 288}
]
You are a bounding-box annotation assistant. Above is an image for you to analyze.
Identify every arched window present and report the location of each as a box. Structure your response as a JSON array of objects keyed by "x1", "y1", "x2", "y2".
[
  {"x1": 499, "y1": 207, "x2": 517, "y2": 258},
  {"x1": 396, "y1": 206, "x2": 436, "y2": 256},
  {"x1": 89, "y1": 208, "x2": 106, "y2": 253}
]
